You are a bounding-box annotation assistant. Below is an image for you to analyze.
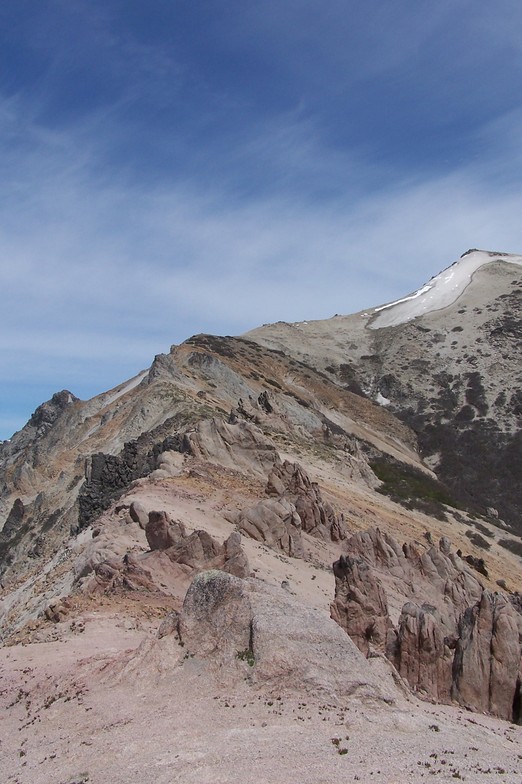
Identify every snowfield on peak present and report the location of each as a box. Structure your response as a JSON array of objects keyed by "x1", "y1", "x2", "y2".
[{"x1": 369, "y1": 249, "x2": 522, "y2": 329}]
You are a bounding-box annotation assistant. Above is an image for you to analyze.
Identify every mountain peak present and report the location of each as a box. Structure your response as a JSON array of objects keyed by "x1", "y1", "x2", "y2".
[{"x1": 370, "y1": 249, "x2": 522, "y2": 329}]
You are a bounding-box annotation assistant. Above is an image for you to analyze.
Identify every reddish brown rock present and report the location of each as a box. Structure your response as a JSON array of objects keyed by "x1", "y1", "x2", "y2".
[
  {"x1": 389, "y1": 603, "x2": 454, "y2": 703},
  {"x1": 44, "y1": 597, "x2": 72, "y2": 622},
  {"x1": 145, "y1": 511, "x2": 186, "y2": 551},
  {"x1": 223, "y1": 531, "x2": 251, "y2": 578},
  {"x1": 90, "y1": 553, "x2": 158, "y2": 594},
  {"x1": 147, "y1": 509, "x2": 250, "y2": 577},
  {"x1": 332, "y1": 528, "x2": 522, "y2": 721},
  {"x1": 330, "y1": 554, "x2": 393, "y2": 657},
  {"x1": 234, "y1": 497, "x2": 304, "y2": 558},
  {"x1": 345, "y1": 528, "x2": 483, "y2": 629},
  {"x1": 266, "y1": 460, "x2": 346, "y2": 542},
  {"x1": 453, "y1": 591, "x2": 522, "y2": 720}
]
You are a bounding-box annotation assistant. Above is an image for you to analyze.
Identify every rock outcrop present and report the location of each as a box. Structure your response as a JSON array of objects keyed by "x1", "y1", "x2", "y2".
[
  {"x1": 232, "y1": 460, "x2": 346, "y2": 557},
  {"x1": 89, "y1": 553, "x2": 159, "y2": 594},
  {"x1": 183, "y1": 418, "x2": 278, "y2": 478},
  {"x1": 234, "y1": 498, "x2": 304, "y2": 557},
  {"x1": 331, "y1": 528, "x2": 522, "y2": 722},
  {"x1": 145, "y1": 511, "x2": 250, "y2": 578},
  {"x1": 390, "y1": 603, "x2": 454, "y2": 704},
  {"x1": 178, "y1": 569, "x2": 397, "y2": 703},
  {"x1": 86, "y1": 512, "x2": 250, "y2": 596},
  {"x1": 344, "y1": 528, "x2": 483, "y2": 630},
  {"x1": 267, "y1": 461, "x2": 346, "y2": 541},
  {"x1": 452, "y1": 591, "x2": 522, "y2": 721},
  {"x1": 330, "y1": 554, "x2": 393, "y2": 657}
]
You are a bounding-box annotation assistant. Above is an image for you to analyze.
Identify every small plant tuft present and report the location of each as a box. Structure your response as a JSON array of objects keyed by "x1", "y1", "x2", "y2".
[{"x1": 236, "y1": 649, "x2": 255, "y2": 667}]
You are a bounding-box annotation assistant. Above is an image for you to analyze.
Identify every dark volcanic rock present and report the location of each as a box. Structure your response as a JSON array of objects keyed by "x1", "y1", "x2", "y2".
[
  {"x1": 28, "y1": 390, "x2": 79, "y2": 434},
  {"x1": 2, "y1": 498, "x2": 25, "y2": 540},
  {"x1": 79, "y1": 444, "x2": 157, "y2": 529}
]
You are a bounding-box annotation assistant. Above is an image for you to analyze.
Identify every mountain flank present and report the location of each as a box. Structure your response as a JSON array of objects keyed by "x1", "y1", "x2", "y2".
[{"x1": 1, "y1": 249, "x2": 522, "y2": 783}]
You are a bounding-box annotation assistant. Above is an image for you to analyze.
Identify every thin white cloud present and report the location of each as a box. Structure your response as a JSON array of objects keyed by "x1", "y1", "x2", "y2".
[{"x1": 1, "y1": 76, "x2": 522, "y2": 437}]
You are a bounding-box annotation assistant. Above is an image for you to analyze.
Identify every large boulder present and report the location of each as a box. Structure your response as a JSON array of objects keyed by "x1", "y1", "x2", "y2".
[
  {"x1": 129, "y1": 500, "x2": 149, "y2": 529},
  {"x1": 146, "y1": 511, "x2": 187, "y2": 551},
  {"x1": 179, "y1": 570, "x2": 397, "y2": 703}
]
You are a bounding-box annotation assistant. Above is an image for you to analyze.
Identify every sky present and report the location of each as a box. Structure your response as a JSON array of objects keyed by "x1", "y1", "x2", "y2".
[{"x1": 2, "y1": 0, "x2": 522, "y2": 439}]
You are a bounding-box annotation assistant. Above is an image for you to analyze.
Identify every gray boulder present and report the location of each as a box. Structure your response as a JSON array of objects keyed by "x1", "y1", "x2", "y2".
[{"x1": 179, "y1": 570, "x2": 397, "y2": 703}]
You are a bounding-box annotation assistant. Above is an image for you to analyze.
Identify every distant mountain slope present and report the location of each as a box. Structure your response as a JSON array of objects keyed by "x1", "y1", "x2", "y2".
[
  {"x1": 0, "y1": 332, "x2": 420, "y2": 583},
  {"x1": 247, "y1": 250, "x2": 522, "y2": 531}
]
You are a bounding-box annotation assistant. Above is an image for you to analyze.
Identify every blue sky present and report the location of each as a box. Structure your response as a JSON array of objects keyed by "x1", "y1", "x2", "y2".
[{"x1": 2, "y1": 1, "x2": 522, "y2": 439}]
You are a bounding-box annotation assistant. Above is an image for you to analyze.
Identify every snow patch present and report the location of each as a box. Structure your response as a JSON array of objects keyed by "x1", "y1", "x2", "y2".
[
  {"x1": 102, "y1": 371, "x2": 148, "y2": 406},
  {"x1": 369, "y1": 250, "x2": 522, "y2": 329}
]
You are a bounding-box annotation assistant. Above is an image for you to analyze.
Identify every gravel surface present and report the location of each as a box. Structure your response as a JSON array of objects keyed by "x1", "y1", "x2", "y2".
[{"x1": 2, "y1": 611, "x2": 521, "y2": 784}]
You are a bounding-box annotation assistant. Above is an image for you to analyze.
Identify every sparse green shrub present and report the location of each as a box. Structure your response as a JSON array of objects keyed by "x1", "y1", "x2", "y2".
[
  {"x1": 465, "y1": 530, "x2": 491, "y2": 550},
  {"x1": 470, "y1": 520, "x2": 494, "y2": 537},
  {"x1": 236, "y1": 649, "x2": 255, "y2": 667},
  {"x1": 370, "y1": 458, "x2": 461, "y2": 519},
  {"x1": 499, "y1": 538, "x2": 522, "y2": 558}
]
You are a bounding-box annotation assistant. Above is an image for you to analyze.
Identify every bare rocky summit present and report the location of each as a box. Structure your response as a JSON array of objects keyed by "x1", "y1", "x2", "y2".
[{"x1": 1, "y1": 249, "x2": 522, "y2": 782}]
